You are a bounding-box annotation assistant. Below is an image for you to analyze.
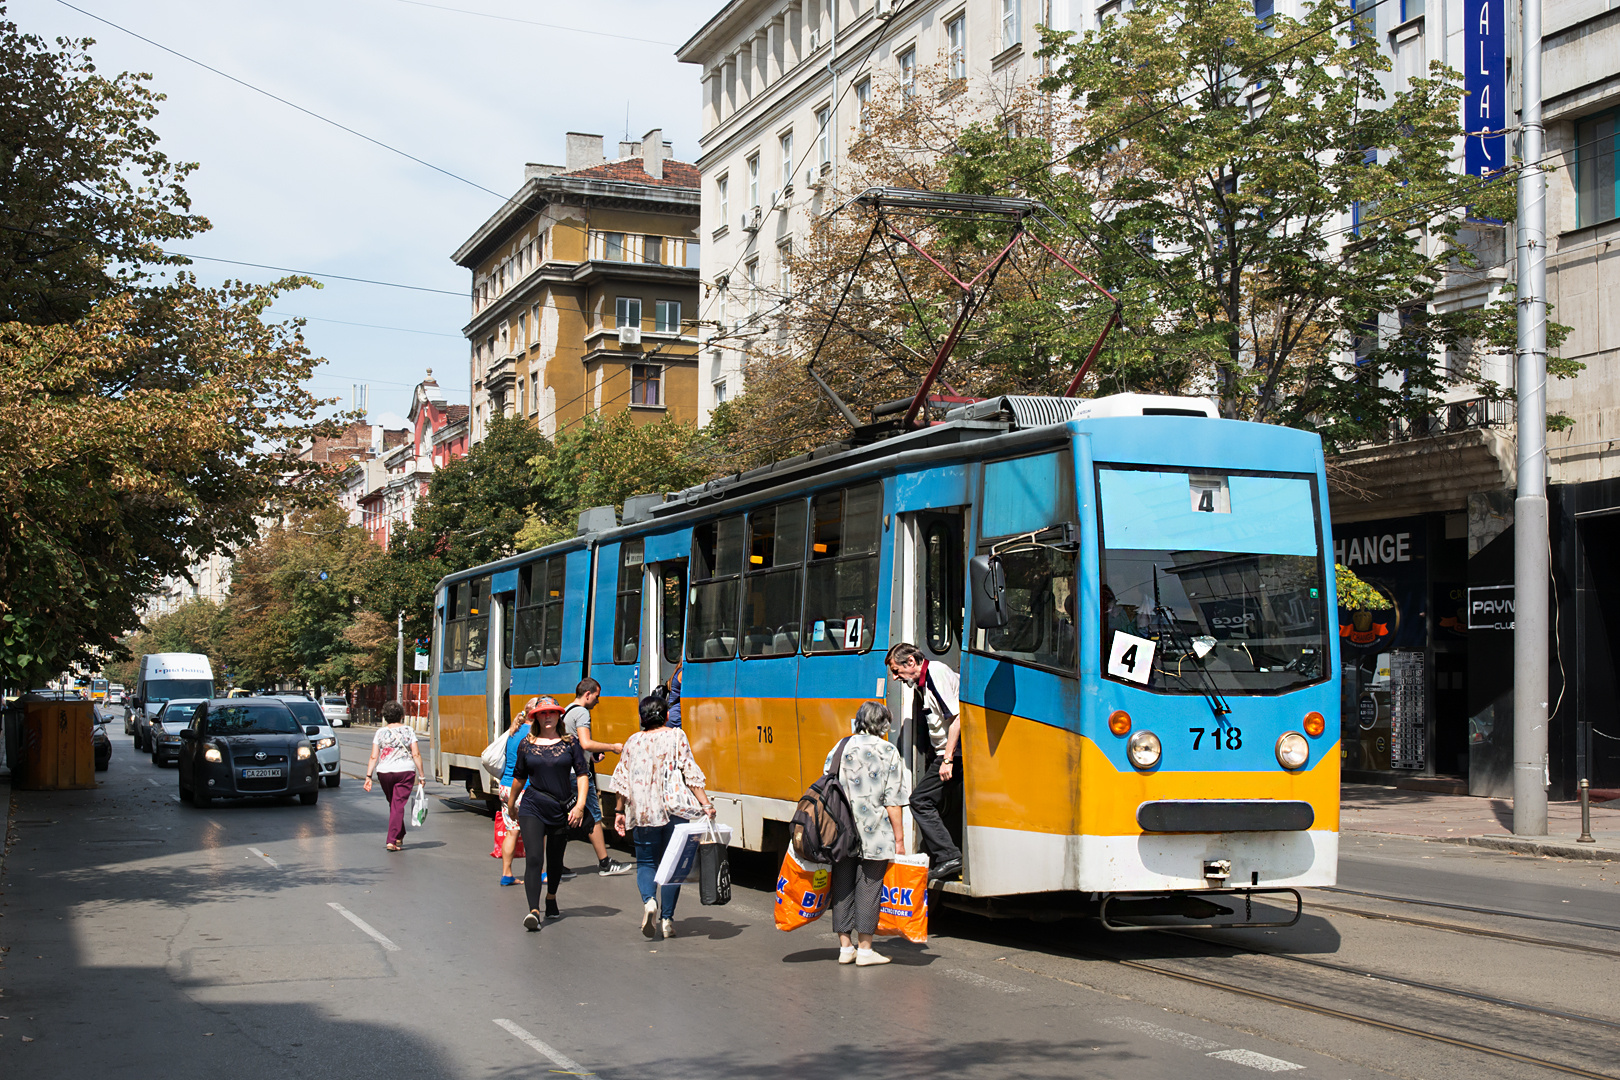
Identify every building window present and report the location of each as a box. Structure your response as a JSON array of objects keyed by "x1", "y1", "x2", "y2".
[
  {"x1": 948, "y1": 14, "x2": 966, "y2": 81},
  {"x1": 1001, "y1": 0, "x2": 1020, "y2": 50},
  {"x1": 1254, "y1": 0, "x2": 1274, "y2": 30},
  {"x1": 615, "y1": 296, "x2": 642, "y2": 330},
  {"x1": 1349, "y1": 0, "x2": 1374, "y2": 39},
  {"x1": 747, "y1": 153, "x2": 760, "y2": 208},
  {"x1": 899, "y1": 48, "x2": 916, "y2": 100},
  {"x1": 714, "y1": 379, "x2": 728, "y2": 404},
  {"x1": 746, "y1": 258, "x2": 760, "y2": 316},
  {"x1": 816, "y1": 106, "x2": 832, "y2": 168},
  {"x1": 778, "y1": 240, "x2": 793, "y2": 296},
  {"x1": 529, "y1": 371, "x2": 539, "y2": 414},
  {"x1": 644, "y1": 235, "x2": 664, "y2": 265},
  {"x1": 685, "y1": 240, "x2": 701, "y2": 268},
  {"x1": 632, "y1": 364, "x2": 663, "y2": 407},
  {"x1": 1576, "y1": 109, "x2": 1619, "y2": 227},
  {"x1": 519, "y1": 373, "x2": 527, "y2": 416},
  {"x1": 780, "y1": 130, "x2": 794, "y2": 191},
  {"x1": 856, "y1": 79, "x2": 872, "y2": 134},
  {"x1": 655, "y1": 299, "x2": 682, "y2": 333},
  {"x1": 717, "y1": 174, "x2": 729, "y2": 226},
  {"x1": 1401, "y1": 0, "x2": 1424, "y2": 20},
  {"x1": 601, "y1": 231, "x2": 627, "y2": 261}
]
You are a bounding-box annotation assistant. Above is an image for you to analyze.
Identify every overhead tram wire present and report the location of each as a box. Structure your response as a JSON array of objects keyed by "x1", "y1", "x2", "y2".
[
  {"x1": 52, "y1": 0, "x2": 511, "y2": 204},
  {"x1": 390, "y1": 0, "x2": 681, "y2": 47}
]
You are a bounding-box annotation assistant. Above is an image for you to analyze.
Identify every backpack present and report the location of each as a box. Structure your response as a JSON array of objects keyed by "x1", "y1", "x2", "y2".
[{"x1": 790, "y1": 737, "x2": 859, "y2": 864}]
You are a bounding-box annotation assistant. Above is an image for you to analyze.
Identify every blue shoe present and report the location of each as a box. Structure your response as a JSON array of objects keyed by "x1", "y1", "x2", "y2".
[{"x1": 499, "y1": 875, "x2": 516, "y2": 886}]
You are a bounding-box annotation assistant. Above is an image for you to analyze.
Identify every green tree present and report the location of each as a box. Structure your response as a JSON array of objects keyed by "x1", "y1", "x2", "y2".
[
  {"x1": 0, "y1": 12, "x2": 336, "y2": 689},
  {"x1": 1031, "y1": 0, "x2": 1576, "y2": 443}
]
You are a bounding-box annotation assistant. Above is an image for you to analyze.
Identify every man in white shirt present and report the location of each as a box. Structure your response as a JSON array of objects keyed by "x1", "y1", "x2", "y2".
[
  {"x1": 563, "y1": 678, "x2": 632, "y2": 877},
  {"x1": 886, "y1": 642, "x2": 963, "y2": 881}
]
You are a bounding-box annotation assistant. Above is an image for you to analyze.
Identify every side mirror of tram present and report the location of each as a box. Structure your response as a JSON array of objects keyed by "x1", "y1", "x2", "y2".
[{"x1": 969, "y1": 555, "x2": 1009, "y2": 629}]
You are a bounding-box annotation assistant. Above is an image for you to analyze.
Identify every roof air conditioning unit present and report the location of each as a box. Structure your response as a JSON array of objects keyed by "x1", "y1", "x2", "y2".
[{"x1": 618, "y1": 324, "x2": 642, "y2": 345}]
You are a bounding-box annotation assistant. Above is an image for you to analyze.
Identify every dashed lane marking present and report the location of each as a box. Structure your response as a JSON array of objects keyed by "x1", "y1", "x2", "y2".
[
  {"x1": 328, "y1": 902, "x2": 401, "y2": 952},
  {"x1": 147, "y1": 779, "x2": 162, "y2": 787},
  {"x1": 1099, "y1": 1017, "x2": 1305, "y2": 1072},
  {"x1": 249, "y1": 847, "x2": 279, "y2": 869},
  {"x1": 494, "y1": 1018, "x2": 594, "y2": 1075},
  {"x1": 941, "y1": 968, "x2": 1028, "y2": 993},
  {"x1": 1207, "y1": 1049, "x2": 1306, "y2": 1072}
]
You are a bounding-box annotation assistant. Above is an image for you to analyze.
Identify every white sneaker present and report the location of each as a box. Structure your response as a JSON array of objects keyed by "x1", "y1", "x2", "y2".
[
  {"x1": 855, "y1": 948, "x2": 891, "y2": 966},
  {"x1": 660, "y1": 918, "x2": 676, "y2": 939},
  {"x1": 640, "y1": 897, "x2": 658, "y2": 939},
  {"x1": 838, "y1": 946, "x2": 856, "y2": 965}
]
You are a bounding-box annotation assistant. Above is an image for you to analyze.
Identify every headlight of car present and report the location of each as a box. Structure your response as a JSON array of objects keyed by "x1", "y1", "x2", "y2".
[
  {"x1": 297, "y1": 744, "x2": 313, "y2": 760},
  {"x1": 1126, "y1": 730, "x2": 1162, "y2": 769},
  {"x1": 1275, "y1": 732, "x2": 1310, "y2": 770},
  {"x1": 203, "y1": 745, "x2": 223, "y2": 763},
  {"x1": 316, "y1": 737, "x2": 336, "y2": 750}
]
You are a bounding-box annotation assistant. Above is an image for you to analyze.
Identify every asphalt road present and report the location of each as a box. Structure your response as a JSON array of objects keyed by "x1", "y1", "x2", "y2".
[{"x1": 0, "y1": 727, "x2": 1615, "y2": 1080}]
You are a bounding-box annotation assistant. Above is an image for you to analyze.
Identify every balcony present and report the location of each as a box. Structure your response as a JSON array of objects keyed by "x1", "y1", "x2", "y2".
[{"x1": 1330, "y1": 397, "x2": 1517, "y2": 521}]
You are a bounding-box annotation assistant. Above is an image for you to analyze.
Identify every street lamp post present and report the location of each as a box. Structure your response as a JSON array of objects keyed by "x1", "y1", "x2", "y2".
[
  {"x1": 1513, "y1": 0, "x2": 1549, "y2": 836},
  {"x1": 396, "y1": 611, "x2": 405, "y2": 707}
]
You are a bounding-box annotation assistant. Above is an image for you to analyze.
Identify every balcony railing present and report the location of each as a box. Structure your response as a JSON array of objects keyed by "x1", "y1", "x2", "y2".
[{"x1": 1381, "y1": 396, "x2": 1512, "y2": 443}]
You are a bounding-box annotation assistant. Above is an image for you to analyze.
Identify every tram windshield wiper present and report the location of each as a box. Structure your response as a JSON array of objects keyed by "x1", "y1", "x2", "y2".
[{"x1": 1153, "y1": 568, "x2": 1231, "y2": 719}]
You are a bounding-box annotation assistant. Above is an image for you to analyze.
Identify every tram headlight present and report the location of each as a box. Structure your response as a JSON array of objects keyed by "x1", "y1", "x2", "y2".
[
  {"x1": 1276, "y1": 732, "x2": 1310, "y2": 770},
  {"x1": 1303, "y1": 711, "x2": 1326, "y2": 737},
  {"x1": 1126, "y1": 730, "x2": 1161, "y2": 769},
  {"x1": 1108, "y1": 710, "x2": 1132, "y2": 736}
]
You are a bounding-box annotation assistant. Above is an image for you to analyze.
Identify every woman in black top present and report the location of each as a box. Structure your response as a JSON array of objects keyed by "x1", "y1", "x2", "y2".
[{"x1": 505, "y1": 696, "x2": 588, "y2": 931}]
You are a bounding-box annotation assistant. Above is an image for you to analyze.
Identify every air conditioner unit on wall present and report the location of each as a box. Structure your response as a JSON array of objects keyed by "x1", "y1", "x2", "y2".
[
  {"x1": 742, "y1": 207, "x2": 761, "y2": 232},
  {"x1": 810, "y1": 28, "x2": 822, "y2": 49},
  {"x1": 618, "y1": 324, "x2": 641, "y2": 345}
]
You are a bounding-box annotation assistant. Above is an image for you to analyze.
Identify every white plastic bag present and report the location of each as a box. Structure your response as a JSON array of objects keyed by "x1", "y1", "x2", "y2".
[
  {"x1": 410, "y1": 784, "x2": 428, "y2": 828},
  {"x1": 653, "y1": 820, "x2": 732, "y2": 887}
]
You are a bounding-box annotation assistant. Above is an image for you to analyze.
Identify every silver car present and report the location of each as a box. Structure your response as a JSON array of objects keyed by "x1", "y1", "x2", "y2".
[
  {"x1": 320, "y1": 694, "x2": 350, "y2": 727},
  {"x1": 150, "y1": 698, "x2": 205, "y2": 766},
  {"x1": 274, "y1": 696, "x2": 342, "y2": 787}
]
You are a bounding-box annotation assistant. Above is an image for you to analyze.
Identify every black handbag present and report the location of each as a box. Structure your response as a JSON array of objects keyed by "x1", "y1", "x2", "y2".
[{"x1": 698, "y1": 820, "x2": 731, "y2": 906}]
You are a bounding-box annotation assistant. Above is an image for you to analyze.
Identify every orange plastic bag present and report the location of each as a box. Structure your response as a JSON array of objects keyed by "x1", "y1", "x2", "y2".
[
  {"x1": 774, "y1": 847, "x2": 831, "y2": 931},
  {"x1": 876, "y1": 854, "x2": 930, "y2": 943}
]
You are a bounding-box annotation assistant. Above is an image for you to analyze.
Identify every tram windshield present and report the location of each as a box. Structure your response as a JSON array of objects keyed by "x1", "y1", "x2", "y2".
[{"x1": 1097, "y1": 466, "x2": 1328, "y2": 695}]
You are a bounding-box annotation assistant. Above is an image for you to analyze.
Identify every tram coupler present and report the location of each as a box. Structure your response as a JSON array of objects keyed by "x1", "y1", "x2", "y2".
[{"x1": 1099, "y1": 887, "x2": 1303, "y2": 932}]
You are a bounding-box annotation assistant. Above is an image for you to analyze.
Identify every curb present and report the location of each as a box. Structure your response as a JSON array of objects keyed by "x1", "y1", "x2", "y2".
[{"x1": 1435, "y1": 834, "x2": 1620, "y2": 862}]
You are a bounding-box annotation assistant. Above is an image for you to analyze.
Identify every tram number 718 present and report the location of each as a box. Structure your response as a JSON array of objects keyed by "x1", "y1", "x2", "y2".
[
  {"x1": 757, "y1": 725, "x2": 774, "y2": 744},
  {"x1": 1189, "y1": 727, "x2": 1242, "y2": 751}
]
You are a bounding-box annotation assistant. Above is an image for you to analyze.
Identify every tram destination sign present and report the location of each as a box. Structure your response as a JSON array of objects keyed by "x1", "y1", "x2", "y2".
[{"x1": 1467, "y1": 585, "x2": 1514, "y2": 630}]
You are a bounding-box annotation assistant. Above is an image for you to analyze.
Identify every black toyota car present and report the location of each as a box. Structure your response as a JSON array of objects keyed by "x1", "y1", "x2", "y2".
[{"x1": 176, "y1": 697, "x2": 320, "y2": 807}]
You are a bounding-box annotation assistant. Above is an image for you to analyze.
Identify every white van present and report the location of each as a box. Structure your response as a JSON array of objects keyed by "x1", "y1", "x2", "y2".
[{"x1": 135, "y1": 653, "x2": 215, "y2": 728}]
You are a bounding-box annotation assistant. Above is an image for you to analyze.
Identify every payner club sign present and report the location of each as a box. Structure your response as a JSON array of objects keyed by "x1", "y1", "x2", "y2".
[{"x1": 1467, "y1": 585, "x2": 1515, "y2": 630}]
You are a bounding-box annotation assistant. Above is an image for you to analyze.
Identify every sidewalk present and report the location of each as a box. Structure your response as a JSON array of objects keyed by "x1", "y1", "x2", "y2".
[{"x1": 1341, "y1": 782, "x2": 1620, "y2": 860}]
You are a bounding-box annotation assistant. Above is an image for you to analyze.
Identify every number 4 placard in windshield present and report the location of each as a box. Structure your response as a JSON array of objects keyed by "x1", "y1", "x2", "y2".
[{"x1": 1107, "y1": 632, "x2": 1157, "y2": 685}]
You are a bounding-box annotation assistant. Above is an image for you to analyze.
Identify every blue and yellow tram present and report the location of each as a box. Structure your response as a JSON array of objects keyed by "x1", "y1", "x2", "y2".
[{"x1": 430, "y1": 393, "x2": 1339, "y2": 908}]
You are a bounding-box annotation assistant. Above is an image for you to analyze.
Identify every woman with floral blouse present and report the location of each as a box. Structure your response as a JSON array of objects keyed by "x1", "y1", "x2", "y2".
[
  {"x1": 611, "y1": 694, "x2": 715, "y2": 940},
  {"x1": 823, "y1": 701, "x2": 910, "y2": 966}
]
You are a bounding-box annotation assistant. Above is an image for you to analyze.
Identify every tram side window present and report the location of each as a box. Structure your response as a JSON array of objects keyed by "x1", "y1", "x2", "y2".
[
  {"x1": 688, "y1": 516, "x2": 744, "y2": 660},
  {"x1": 442, "y1": 586, "x2": 464, "y2": 672},
  {"x1": 803, "y1": 481, "x2": 882, "y2": 654},
  {"x1": 974, "y1": 541, "x2": 1078, "y2": 672},
  {"x1": 614, "y1": 541, "x2": 644, "y2": 664},
  {"x1": 462, "y1": 576, "x2": 491, "y2": 671},
  {"x1": 743, "y1": 499, "x2": 807, "y2": 657},
  {"x1": 513, "y1": 559, "x2": 566, "y2": 667},
  {"x1": 661, "y1": 562, "x2": 687, "y2": 664}
]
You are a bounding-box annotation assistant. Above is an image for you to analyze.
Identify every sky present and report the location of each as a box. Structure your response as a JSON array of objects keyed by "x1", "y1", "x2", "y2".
[{"x1": 12, "y1": 0, "x2": 715, "y2": 428}]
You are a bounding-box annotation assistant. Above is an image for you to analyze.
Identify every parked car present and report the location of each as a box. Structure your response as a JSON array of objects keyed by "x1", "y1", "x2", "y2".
[
  {"x1": 320, "y1": 694, "x2": 350, "y2": 727},
  {"x1": 176, "y1": 698, "x2": 320, "y2": 808},
  {"x1": 93, "y1": 713, "x2": 111, "y2": 771},
  {"x1": 149, "y1": 698, "x2": 205, "y2": 766},
  {"x1": 273, "y1": 695, "x2": 341, "y2": 787}
]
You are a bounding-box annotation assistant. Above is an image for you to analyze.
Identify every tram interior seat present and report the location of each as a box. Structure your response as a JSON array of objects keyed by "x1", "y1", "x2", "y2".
[
  {"x1": 620, "y1": 642, "x2": 637, "y2": 663},
  {"x1": 523, "y1": 648, "x2": 543, "y2": 666}
]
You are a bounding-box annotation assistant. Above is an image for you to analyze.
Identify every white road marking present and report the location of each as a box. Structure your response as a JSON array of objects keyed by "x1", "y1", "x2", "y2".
[
  {"x1": 493, "y1": 1018, "x2": 594, "y2": 1075},
  {"x1": 248, "y1": 847, "x2": 279, "y2": 869},
  {"x1": 147, "y1": 779, "x2": 162, "y2": 787},
  {"x1": 941, "y1": 968, "x2": 1028, "y2": 993},
  {"x1": 1100, "y1": 1016, "x2": 1227, "y2": 1051},
  {"x1": 1206, "y1": 1049, "x2": 1306, "y2": 1072},
  {"x1": 327, "y1": 902, "x2": 401, "y2": 951}
]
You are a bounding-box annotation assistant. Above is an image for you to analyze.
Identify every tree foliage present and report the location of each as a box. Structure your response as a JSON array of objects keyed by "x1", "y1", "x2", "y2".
[{"x1": 0, "y1": 12, "x2": 336, "y2": 688}]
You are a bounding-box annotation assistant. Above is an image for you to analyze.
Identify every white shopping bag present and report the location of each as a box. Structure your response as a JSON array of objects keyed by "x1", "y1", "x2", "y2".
[
  {"x1": 653, "y1": 820, "x2": 732, "y2": 887},
  {"x1": 410, "y1": 785, "x2": 428, "y2": 828}
]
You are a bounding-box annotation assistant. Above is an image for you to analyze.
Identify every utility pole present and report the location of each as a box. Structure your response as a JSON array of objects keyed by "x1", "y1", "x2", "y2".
[
  {"x1": 396, "y1": 611, "x2": 405, "y2": 706},
  {"x1": 1513, "y1": 0, "x2": 1549, "y2": 836}
]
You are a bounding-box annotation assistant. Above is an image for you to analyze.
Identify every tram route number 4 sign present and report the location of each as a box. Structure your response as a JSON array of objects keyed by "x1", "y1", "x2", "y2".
[{"x1": 1107, "y1": 631, "x2": 1157, "y2": 685}]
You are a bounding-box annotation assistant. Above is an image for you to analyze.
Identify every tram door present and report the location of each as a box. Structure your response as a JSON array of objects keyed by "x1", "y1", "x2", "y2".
[
  {"x1": 892, "y1": 510, "x2": 967, "y2": 868},
  {"x1": 642, "y1": 560, "x2": 686, "y2": 697}
]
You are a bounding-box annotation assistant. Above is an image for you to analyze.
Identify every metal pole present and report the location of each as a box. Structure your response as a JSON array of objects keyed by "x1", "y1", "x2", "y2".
[
  {"x1": 396, "y1": 611, "x2": 405, "y2": 706},
  {"x1": 1578, "y1": 779, "x2": 1595, "y2": 842},
  {"x1": 1513, "y1": 0, "x2": 1549, "y2": 836}
]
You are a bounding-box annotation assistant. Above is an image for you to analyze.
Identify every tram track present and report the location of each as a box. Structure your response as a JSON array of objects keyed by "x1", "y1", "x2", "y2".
[
  {"x1": 1316, "y1": 886, "x2": 1620, "y2": 935},
  {"x1": 1304, "y1": 899, "x2": 1620, "y2": 959}
]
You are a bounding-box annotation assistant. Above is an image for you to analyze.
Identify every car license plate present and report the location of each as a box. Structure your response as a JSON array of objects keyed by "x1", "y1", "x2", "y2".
[{"x1": 241, "y1": 768, "x2": 282, "y2": 779}]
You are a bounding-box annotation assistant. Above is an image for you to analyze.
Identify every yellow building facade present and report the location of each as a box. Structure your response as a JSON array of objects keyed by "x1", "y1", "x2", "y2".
[{"x1": 452, "y1": 129, "x2": 702, "y2": 443}]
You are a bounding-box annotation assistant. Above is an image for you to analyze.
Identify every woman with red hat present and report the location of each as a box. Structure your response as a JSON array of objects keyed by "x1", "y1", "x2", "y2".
[{"x1": 506, "y1": 695, "x2": 588, "y2": 931}]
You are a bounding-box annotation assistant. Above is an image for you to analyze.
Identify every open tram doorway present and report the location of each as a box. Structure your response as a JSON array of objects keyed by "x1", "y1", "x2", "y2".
[
  {"x1": 891, "y1": 509, "x2": 968, "y2": 881},
  {"x1": 642, "y1": 559, "x2": 686, "y2": 706}
]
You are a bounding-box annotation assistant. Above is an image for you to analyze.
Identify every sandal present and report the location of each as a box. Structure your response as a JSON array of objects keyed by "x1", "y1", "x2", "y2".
[{"x1": 386, "y1": 843, "x2": 401, "y2": 852}]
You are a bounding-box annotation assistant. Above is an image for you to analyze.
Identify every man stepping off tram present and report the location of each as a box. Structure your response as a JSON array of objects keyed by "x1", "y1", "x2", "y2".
[{"x1": 886, "y1": 643, "x2": 962, "y2": 883}]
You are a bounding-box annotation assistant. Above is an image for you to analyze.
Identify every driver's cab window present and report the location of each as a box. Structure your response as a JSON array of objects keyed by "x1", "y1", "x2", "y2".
[{"x1": 972, "y1": 451, "x2": 1079, "y2": 674}]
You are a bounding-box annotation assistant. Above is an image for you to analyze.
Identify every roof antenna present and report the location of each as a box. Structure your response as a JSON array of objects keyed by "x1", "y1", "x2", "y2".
[{"x1": 625, "y1": 101, "x2": 630, "y2": 142}]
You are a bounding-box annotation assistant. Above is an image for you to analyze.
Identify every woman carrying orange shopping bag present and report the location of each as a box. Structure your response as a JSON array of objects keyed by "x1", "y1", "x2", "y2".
[{"x1": 822, "y1": 702, "x2": 910, "y2": 966}]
